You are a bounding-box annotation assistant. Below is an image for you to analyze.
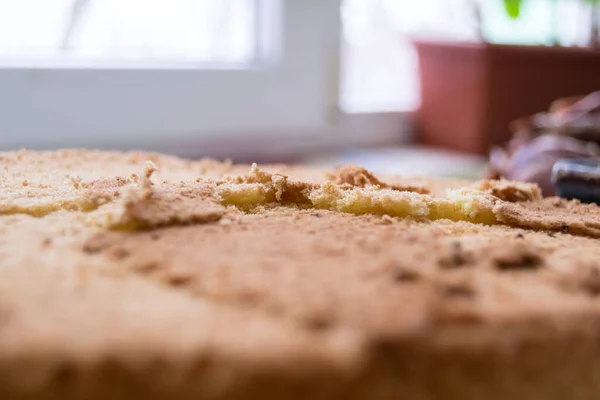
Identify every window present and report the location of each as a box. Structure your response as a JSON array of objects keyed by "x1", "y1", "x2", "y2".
[
  {"x1": 0, "y1": 0, "x2": 264, "y2": 65},
  {"x1": 341, "y1": 0, "x2": 421, "y2": 113},
  {"x1": 340, "y1": 0, "x2": 597, "y2": 114},
  {"x1": 340, "y1": 0, "x2": 480, "y2": 113},
  {"x1": 1, "y1": 0, "x2": 593, "y2": 156},
  {"x1": 480, "y1": 0, "x2": 595, "y2": 47},
  {"x1": 3, "y1": 0, "x2": 400, "y2": 158}
]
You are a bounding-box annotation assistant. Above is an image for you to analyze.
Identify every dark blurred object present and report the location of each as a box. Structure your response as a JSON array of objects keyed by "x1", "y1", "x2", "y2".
[
  {"x1": 552, "y1": 158, "x2": 600, "y2": 203},
  {"x1": 488, "y1": 92, "x2": 600, "y2": 196},
  {"x1": 511, "y1": 91, "x2": 600, "y2": 144},
  {"x1": 489, "y1": 134, "x2": 599, "y2": 196},
  {"x1": 415, "y1": 41, "x2": 600, "y2": 155}
]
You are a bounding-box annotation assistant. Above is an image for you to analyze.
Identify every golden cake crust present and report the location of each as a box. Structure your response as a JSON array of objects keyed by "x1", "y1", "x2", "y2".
[{"x1": 1, "y1": 150, "x2": 600, "y2": 399}]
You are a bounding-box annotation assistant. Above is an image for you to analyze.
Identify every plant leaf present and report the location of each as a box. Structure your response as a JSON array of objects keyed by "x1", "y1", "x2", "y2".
[{"x1": 503, "y1": 0, "x2": 523, "y2": 19}]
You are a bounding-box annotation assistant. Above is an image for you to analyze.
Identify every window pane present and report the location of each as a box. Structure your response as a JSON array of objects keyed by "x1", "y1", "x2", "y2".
[
  {"x1": 0, "y1": 0, "x2": 258, "y2": 64},
  {"x1": 340, "y1": 0, "x2": 478, "y2": 113},
  {"x1": 340, "y1": 0, "x2": 419, "y2": 113},
  {"x1": 340, "y1": 0, "x2": 594, "y2": 113},
  {"x1": 482, "y1": 0, "x2": 593, "y2": 47}
]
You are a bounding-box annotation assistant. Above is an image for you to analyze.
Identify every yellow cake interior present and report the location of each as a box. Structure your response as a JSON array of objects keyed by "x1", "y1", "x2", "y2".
[{"x1": 0, "y1": 161, "x2": 540, "y2": 230}]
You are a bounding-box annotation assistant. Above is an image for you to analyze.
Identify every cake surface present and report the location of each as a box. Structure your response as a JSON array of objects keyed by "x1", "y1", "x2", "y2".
[{"x1": 2, "y1": 150, "x2": 600, "y2": 399}]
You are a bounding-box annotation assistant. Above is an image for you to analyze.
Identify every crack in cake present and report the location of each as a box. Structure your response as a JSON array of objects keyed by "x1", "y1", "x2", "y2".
[{"x1": 1, "y1": 150, "x2": 600, "y2": 399}]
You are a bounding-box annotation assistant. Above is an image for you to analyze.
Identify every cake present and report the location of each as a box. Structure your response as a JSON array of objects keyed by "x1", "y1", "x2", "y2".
[{"x1": 1, "y1": 149, "x2": 600, "y2": 399}]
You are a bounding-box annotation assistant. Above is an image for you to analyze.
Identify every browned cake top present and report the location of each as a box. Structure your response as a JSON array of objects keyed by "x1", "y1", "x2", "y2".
[{"x1": 1, "y1": 149, "x2": 600, "y2": 399}]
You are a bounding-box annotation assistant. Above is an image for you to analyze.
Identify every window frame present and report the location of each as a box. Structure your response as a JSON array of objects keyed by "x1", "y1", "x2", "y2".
[{"x1": 0, "y1": 0, "x2": 410, "y2": 157}]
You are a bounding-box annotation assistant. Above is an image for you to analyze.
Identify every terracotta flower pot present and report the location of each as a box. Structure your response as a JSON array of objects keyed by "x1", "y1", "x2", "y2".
[{"x1": 414, "y1": 40, "x2": 600, "y2": 154}]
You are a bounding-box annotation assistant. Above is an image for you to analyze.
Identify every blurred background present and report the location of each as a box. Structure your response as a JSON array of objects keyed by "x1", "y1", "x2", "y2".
[{"x1": 1, "y1": 0, "x2": 600, "y2": 181}]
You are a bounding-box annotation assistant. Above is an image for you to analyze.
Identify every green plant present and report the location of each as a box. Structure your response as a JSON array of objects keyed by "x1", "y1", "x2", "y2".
[
  {"x1": 503, "y1": 0, "x2": 523, "y2": 18},
  {"x1": 503, "y1": 0, "x2": 600, "y2": 16},
  {"x1": 501, "y1": 0, "x2": 600, "y2": 47}
]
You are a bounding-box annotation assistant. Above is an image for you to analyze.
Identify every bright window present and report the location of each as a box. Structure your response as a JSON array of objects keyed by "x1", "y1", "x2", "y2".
[
  {"x1": 340, "y1": 0, "x2": 596, "y2": 114},
  {"x1": 0, "y1": 0, "x2": 260, "y2": 65},
  {"x1": 340, "y1": 0, "x2": 479, "y2": 113},
  {"x1": 1, "y1": 0, "x2": 588, "y2": 155},
  {"x1": 0, "y1": 0, "x2": 376, "y2": 157},
  {"x1": 1, "y1": 0, "x2": 464, "y2": 156}
]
